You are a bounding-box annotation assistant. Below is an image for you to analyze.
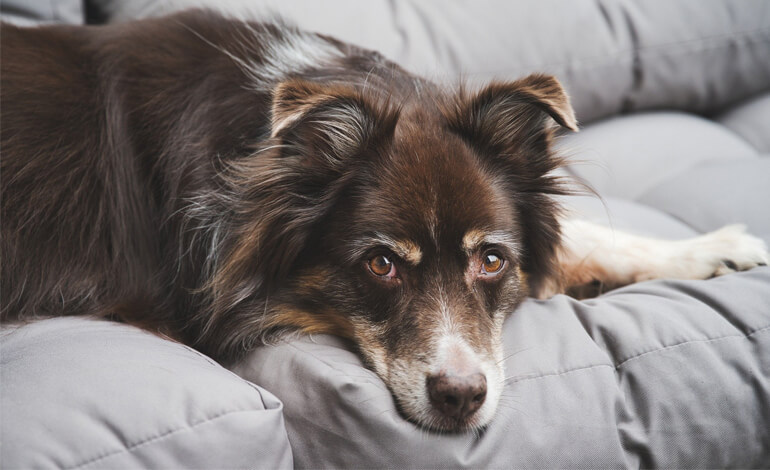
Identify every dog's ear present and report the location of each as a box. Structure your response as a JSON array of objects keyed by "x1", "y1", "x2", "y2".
[
  {"x1": 205, "y1": 80, "x2": 398, "y2": 322},
  {"x1": 270, "y1": 79, "x2": 398, "y2": 169},
  {"x1": 445, "y1": 74, "x2": 577, "y2": 297},
  {"x1": 446, "y1": 73, "x2": 577, "y2": 154}
]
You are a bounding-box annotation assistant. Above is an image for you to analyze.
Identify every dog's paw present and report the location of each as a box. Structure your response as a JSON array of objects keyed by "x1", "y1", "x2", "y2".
[{"x1": 682, "y1": 224, "x2": 768, "y2": 279}]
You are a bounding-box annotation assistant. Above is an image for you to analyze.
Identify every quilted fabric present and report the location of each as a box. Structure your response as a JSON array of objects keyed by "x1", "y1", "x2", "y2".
[
  {"x1": 0, "y1": 0, "x2": 83, "y2": 25},
  {"x1": 0, "y1": 318, "x2": 293, "y2": 469},
  {"x1": 234, "y1": 268, "x2": 770, "y2": 468}
]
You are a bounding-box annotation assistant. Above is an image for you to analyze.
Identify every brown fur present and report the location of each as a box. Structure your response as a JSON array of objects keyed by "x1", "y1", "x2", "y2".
[{"x1": 1, "y1": 10, "x2": 577, "y2": 431}]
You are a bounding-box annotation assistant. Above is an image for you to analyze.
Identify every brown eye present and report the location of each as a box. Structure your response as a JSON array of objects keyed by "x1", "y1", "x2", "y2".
[
  {"x1": 368, "y1": 254, "x2": 395, "y2": 277},
  {"x1": 481, "y1": 253, "x2": 504, "y2": 274}
]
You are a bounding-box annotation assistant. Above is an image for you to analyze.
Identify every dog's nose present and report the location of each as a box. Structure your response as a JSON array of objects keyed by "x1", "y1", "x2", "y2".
[{"x1": 426, "y1": 370, "x2": 487, "y2": 420}]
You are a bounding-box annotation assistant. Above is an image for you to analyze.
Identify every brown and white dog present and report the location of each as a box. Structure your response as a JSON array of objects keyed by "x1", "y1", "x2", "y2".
[{"x1": 1, "y1": 11, "x2": 767, "y2": 432}]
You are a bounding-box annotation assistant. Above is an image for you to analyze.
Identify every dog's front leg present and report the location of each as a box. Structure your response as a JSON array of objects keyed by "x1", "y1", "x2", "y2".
[{"x1": 539, "y1": 220, "x2": 769, "y2": 298}]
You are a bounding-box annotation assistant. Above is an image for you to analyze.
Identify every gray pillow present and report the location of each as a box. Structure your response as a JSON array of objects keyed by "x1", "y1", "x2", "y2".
[
  {"x1": 233, "y1": 267, "x2": 770, "y2": 468},
  {"x1": 0, "y1": 0, "x2": 83, "y2": 25},
  {"x1": 638, "y1": 158, "x2": 770, "y2": 243},
  {"x1": 0, "y1": 317, "x2": 293, "y2": 469},
  {"x1": 88, "y1": 0, "x2": 770, "y2": 124},
  {"x1": 557, "y1": 110, "x2": 759, "y2": 199},
  {"x1": 717, "y1": 92, "x2": 770, "y2": 154}
]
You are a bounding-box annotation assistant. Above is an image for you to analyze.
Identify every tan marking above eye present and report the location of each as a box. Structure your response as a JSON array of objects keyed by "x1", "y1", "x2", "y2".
[
  {"x1": 391, "y1": 239, "x2": 422, "y2": 265},
  {"x1": 462, "y1": 229, "x2": 486, "y2": 252},
  {"x1": 363, "y1": 235, "x2": 422, "y2": 265}
]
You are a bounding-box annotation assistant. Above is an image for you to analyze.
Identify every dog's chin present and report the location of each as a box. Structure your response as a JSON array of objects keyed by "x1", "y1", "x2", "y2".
[{"x1": 412, "y1": 401, "x2": 498, "y2": 434}]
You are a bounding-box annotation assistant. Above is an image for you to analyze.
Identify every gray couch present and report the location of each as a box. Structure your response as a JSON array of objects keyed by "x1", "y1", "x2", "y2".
[{"x1": 2, "y1": 1, "x2": 769, "y2": 468}]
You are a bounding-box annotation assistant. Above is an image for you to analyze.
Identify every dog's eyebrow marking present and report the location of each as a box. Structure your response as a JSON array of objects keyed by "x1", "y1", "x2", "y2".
[
  {"x1": 462, "y1": 229, "x2": 520, "y2": 255},
  {"x1": 462, "y1": 230, "x2": 486, "y2": 252},
  {"x1": 352, "y1": 234, "x2": 423, "y2": 265},
  {"x1": 384, "y1": 236, "x2": 423, "y2": 265}
]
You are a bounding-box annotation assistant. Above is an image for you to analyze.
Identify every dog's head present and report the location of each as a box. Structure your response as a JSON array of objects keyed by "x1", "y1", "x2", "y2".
[{"x1": 201, "y1": 73, "x2": 576, "y2": 432}]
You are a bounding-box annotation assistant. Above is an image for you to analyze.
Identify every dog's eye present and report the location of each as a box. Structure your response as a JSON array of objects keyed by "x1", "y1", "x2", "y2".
[
  {"x1": 481, "y1": 253, "x2": 504, "y2": 275},
  {"x1": 368, "y1": 254, "x2": 396, "y2": 277}
]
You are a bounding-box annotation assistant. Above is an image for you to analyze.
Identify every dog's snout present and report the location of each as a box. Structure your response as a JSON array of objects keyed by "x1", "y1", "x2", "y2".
[{"x1": 426, "y1": 370, "x2": 487, "y2": 420}]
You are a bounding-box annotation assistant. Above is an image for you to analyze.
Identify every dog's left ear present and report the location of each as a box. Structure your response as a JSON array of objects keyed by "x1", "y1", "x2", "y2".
[
  {"x1": 445, "y1": 74, "x2": 577, "y2": 297},
  {"x1": 446, "y1": 73, "x2": 577, "y2": 156}
]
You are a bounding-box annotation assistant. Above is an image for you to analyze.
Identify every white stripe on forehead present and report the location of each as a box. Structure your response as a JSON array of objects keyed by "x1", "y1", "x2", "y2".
[{"x1": 462, "y1": 229, "x2": 520, "y2": 254}]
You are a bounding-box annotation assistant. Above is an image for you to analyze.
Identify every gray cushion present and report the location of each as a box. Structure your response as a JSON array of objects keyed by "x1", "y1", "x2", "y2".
[
  {"x1": 0, "y1": 0, "x2": 83, "y2": 25},
  {"x1": 0, "y1": 317, "x2": 293, "y2": 469},
  {"x1": 638, "y1": 158, "x2": 770, "y2": 244},
  {"x1": 555, "y1": 106, "x2": 770, "y2": 244},
  {"x1": 233, "y1": 267, "x2": 770, "y2": 468},
  {"x1": 90, "y1": 0, "x2": 770, "y2": 124},
  {"x1": 626, "y1": 1, "x2": 770, "y2": 116},
  {"x1": 558, "y1": 194, "x2": 699, "y2": 240},
  {"x1": 717, "y1": 92, "x2": 770, "y2": 153},
  {"x1": 557, "y1": 111, "x2": 758, "y2": 200}
]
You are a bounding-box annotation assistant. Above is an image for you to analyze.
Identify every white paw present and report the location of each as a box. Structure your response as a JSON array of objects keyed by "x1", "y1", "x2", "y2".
[{"x1": 673, "y1": 224, "x2": 768, "y2": 279}]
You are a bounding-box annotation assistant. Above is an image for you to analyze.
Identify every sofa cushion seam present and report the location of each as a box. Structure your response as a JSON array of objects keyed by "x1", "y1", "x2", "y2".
[
  {"x1": 636, "y1": 27, "x2": 770, "y2": 60},
  {"x1": 65, "y1": 409, "x2": 270, "y2": 469},
  {"x1": 507, "y1": 324, "x2": 770, "y2": 386},
  {"x1": 615, "y1": 324, "x2": 770, "y2": 368},
  {"x1": 463, "y1": 26, "x2": 770, "y2": 77},
  {"x1": 506, "y1": 363, "x2": 615, "y2": 386}
]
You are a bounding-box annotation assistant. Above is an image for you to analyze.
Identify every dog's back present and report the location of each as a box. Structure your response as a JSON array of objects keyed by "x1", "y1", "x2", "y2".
[
  {"x1": 1, "y1": 23, "x2": 133, "y2": 322},
  {"x1": 1, "y1": 13, "x2": 311, "y2": 329},
  {"x1": 0, "y1": 10, "x2": 415, "y2": 337}
]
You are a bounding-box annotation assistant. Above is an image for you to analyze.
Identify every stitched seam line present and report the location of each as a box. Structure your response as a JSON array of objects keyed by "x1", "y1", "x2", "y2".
[
  {"x1": 615, "y1": 324, "x2": 770, "y2": 367},
  {"x1": 507, "y1": 324, "x2": 770, "y2": 385},
  {"x1": 507, "y1": 363, "x2": 615, "y2": 385},
  {"x1": 66, "y1": 409, "x2": 268, "y2": 470}
]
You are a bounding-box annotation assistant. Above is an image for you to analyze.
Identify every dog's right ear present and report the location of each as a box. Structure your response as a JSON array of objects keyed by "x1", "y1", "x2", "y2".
[
  {"x1": 270, "y1": 79, "x2": 399, "y2": 170},
  {"x1": 204, "y1": 80, "x2": 399, "y2": 329}
]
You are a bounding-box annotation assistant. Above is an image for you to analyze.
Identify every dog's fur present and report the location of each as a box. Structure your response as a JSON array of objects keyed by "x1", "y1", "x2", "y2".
[{"x1": 2, "y1": 11, "x2": 767, "y2": 432}]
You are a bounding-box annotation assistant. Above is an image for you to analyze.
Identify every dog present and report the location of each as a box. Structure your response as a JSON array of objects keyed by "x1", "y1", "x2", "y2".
[{"x1": 2, "y1": 10, "x2": 767, "y2": 432}]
